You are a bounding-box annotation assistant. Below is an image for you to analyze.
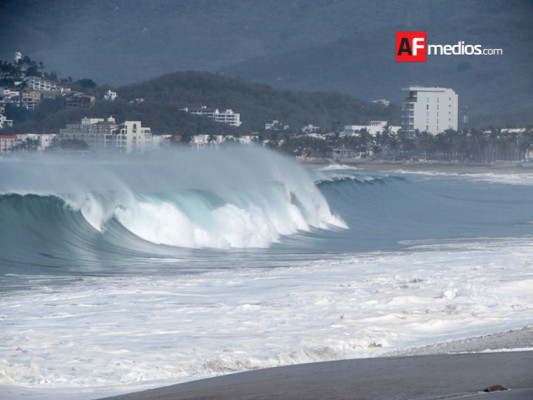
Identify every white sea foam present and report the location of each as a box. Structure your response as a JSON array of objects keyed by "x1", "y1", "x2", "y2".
[
  {"x1": 318, "y1": 164, "x2": 360, "y2": 172},
  {"x1": 111, "y1": 180, "x2": 344, "y2": 248},
  {"x1": 0, "y1": 148, "x2": 346, "y2": 249},
  {"x1": 1, "y1": 237, "x2": 532, "y2": 397}
]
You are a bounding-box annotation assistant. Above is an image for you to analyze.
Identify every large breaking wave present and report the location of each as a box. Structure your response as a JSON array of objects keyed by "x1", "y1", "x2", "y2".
[{"x1": 0, "y1": 147, "x2": 345, "y2": 261}]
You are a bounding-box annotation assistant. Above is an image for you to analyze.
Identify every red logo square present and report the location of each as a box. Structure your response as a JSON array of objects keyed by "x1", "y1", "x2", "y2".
[{"x1": 396, "y1": 32, "x2": 426, "y2": 62}]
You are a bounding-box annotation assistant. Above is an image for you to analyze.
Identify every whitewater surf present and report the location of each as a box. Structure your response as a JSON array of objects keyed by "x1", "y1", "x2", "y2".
[{"x1": 1, "y1": 146, "x2": 532, "y2": 399}]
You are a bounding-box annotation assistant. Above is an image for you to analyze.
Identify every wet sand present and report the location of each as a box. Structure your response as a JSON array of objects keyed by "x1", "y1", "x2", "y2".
[
  {"x1": 102, "y1": 328, "x2": 533, "y2": 400},
  {"x1": 102, "y1": 352, "x2": 533, "y2": 400}
]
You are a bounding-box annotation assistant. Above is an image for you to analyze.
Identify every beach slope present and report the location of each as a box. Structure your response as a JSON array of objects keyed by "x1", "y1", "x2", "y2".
[{"x1": 103, "y1": 351, "x2": 533, "y2": 400}]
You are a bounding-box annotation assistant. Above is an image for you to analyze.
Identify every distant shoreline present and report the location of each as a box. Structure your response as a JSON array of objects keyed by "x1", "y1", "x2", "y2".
[
  {"x1": 354, "y1": 162, "x2": 533, "y2": 174},
  {"x1": 300, "y1": 158, "x2": 533, "y2": 174}
]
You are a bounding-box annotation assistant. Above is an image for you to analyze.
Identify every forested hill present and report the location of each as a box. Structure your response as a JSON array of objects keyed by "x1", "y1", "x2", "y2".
[
  {"x1": 118, "y1": 72, "x2": 399, "y2": 132},
  {"x1": 6, "y1": 71, "x2": 399, "y2": 135}
]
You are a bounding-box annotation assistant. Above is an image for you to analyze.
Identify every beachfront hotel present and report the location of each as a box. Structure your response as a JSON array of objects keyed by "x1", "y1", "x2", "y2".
[
  {"x1": 59, "y1": 116, "x2": 153, "y2": 154},
  {"x1": 401, "y1": 86, "x2": 458, "y2": 135}
]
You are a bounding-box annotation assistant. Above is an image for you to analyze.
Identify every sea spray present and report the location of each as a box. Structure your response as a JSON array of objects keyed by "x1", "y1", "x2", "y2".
[{"x1": 0, "y1": 147, "x2": 346, "y2": 251}]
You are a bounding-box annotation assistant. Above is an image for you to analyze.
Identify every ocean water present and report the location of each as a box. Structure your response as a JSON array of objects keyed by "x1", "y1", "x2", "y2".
[{"x1": 1, "y1": 146, "x2": 532, "y2": 398}]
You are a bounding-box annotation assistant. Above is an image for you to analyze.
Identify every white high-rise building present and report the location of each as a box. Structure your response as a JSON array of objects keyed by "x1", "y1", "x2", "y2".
[
  {"x1": 401, "y1": 86, "x2": 458, "y2": 135},
  {"x1": 182, "y1": 106, "x2": 241, "y2": 127},
  {"x1": 59, "y1": 117, "x2": 153, "y2": 153}
]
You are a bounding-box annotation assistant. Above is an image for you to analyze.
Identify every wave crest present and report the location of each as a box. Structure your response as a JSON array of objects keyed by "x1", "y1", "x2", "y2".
[{"x1": 0, "y1": 147, "x2": 346, "y2": 250}]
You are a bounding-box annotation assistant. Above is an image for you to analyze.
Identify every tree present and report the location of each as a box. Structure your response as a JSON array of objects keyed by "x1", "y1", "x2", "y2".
[
  {"x1": 76, "y1": 78, "x2": 97, "y2": 88},
  {"x1": 415, "y1": 130, "x2": 434, "y2": 157}
]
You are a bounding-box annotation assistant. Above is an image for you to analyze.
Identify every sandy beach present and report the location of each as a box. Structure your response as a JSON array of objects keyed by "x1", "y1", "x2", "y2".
[
  {"x1": 102, "y1": 328, "x2": 533, "y2": 400},
  {"x1": 102, "y1": 353, "x2": 533, "y2": 400}
]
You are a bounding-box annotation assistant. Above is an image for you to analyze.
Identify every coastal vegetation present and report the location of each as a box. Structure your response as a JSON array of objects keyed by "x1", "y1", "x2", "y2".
[
  {"x1": 2, "y1": 56, "x2": 532, "y2": 164},
  {"x1": 282, "y1": 128, "x2": 533, "y2": 163}
]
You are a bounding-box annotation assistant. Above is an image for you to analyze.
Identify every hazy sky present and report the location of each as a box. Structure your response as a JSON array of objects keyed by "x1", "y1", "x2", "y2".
[
  {"x1": 2, "y1": 0, "x2": 529, "y2": 85},
  {"x1": 1, "y1": 0, "x2": 531, "y2": 118}
]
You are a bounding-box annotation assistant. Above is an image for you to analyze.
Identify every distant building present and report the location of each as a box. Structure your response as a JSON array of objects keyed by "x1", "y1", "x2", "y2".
[
  {"x1": 151, "y1": 134, "x2": 172, "y2": 147},
  {"x1": 191, "y1": 134, "x2": 258, "y2": 148},
  {"x1": 401, "y1": 86, "x2": 458, "y2": 135},
  {"x1": 305, "y1": 133, "x2": 327, "y2": 140},
  {"x1": 0, "y1": 114, "x2": 14, "y2": 129},
  {"x1": 332, "y1": 148, "x2": 356, "y2": 162},
  {"x1": 37, "y1": 133, "x2": 57, "y2": 150},
  {"x1": 25, "y1": 76, "x2": 70, "y2": 93},
  {"x1": 21, "y1": 90, "x2": 41, "y2": 110},
  {"x1": 238, "y1": 135, "x2": 259, "y2": 144},
  {"x1": 103, "y1": 89, "x2": 118, "y2": 101},
  {"x1": 60, "y1": 116, "x2": 119, "y2": 151},
  {"x1": 191, "y1": 134, "x2": 223, "y2": 148},
  {"x1": 341, "y1": 121, "x2": 400, "y2": 137},
  {"x1": 183, "y1": 106, "x2": 242, "y2": 127},
  {"x1": 16, "y1": 133, "x2": 57, "y2": 151},
  {"x1": 372, "y1": 99, "x2": 390, "y2": 107},
  {"x1": 459, "y1": 106, "x2": 469, "y2": 131},
  {"x1": 301, "y1": 124, "x2": 320, "y2": 134},
  {"x1": 117, "y1": 121, "x2": 153, "y2": 154},
  {"x1": 0, "y1": 133, "x2": 57, "y2": 153},
  {"x1": 66, "y1": 92, "x2": 96, "y2": 109},
  {"x1": 59, "y1": 117, "x2": 153, "y2": 154},
  {"x1": 0, "y1": 88, "x2": 21, "y2": 105},
  {"x1": 0, "y1": 135, "x2": 18, "y2": 153},
  {"x1": 265, "y1": 120, "x2": 289, "y2": 131}
]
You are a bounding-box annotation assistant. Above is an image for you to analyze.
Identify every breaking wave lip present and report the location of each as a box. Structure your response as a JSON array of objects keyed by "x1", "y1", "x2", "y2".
[
  {"x1": 0, "y1": 146, "x2": 347, "y2": 250},
  {"x1": 108, "y1": 185, "x2": 346, "y2": 249}
]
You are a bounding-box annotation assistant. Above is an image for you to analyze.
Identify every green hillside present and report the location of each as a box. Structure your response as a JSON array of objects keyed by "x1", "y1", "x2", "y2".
[
  {"x1": 6, "y1": 71, "x2": 398, "y2": 135},
  {"x1": 118, "y1": 72, "x2": 399, "y2": 131}
]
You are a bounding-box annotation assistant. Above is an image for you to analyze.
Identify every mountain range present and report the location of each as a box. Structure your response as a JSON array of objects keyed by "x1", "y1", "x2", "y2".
[{"x1": 1, "y1": 0, "x2": 532, "y2": 125}]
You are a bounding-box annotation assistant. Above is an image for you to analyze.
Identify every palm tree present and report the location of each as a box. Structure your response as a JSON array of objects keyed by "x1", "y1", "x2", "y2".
[{"x1": 415, "y1": 130, "x2": 434, "y2": 158}]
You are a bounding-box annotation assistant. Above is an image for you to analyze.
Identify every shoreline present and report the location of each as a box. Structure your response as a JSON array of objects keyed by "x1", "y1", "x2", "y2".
[
  {"x1": 99, "y1": 326, "x2": 532, "y2": 400},
  {"x1": 296, "y1": 156, "x2": 533, "y2": 174},
  {"x1": 103, "y1": 354, "x2": 533, "y2": 400},
  {"x1": 1, "y1": 326, "x2": 531, "y2": 400},
  {"x1": 353, "y1": 161, "x2": 533, "y2": 174}
]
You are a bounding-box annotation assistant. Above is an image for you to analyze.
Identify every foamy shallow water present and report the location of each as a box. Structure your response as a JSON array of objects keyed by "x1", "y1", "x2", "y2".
[{"x1": 1, "y1": 237, "x2": 532, "y2": 398}]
